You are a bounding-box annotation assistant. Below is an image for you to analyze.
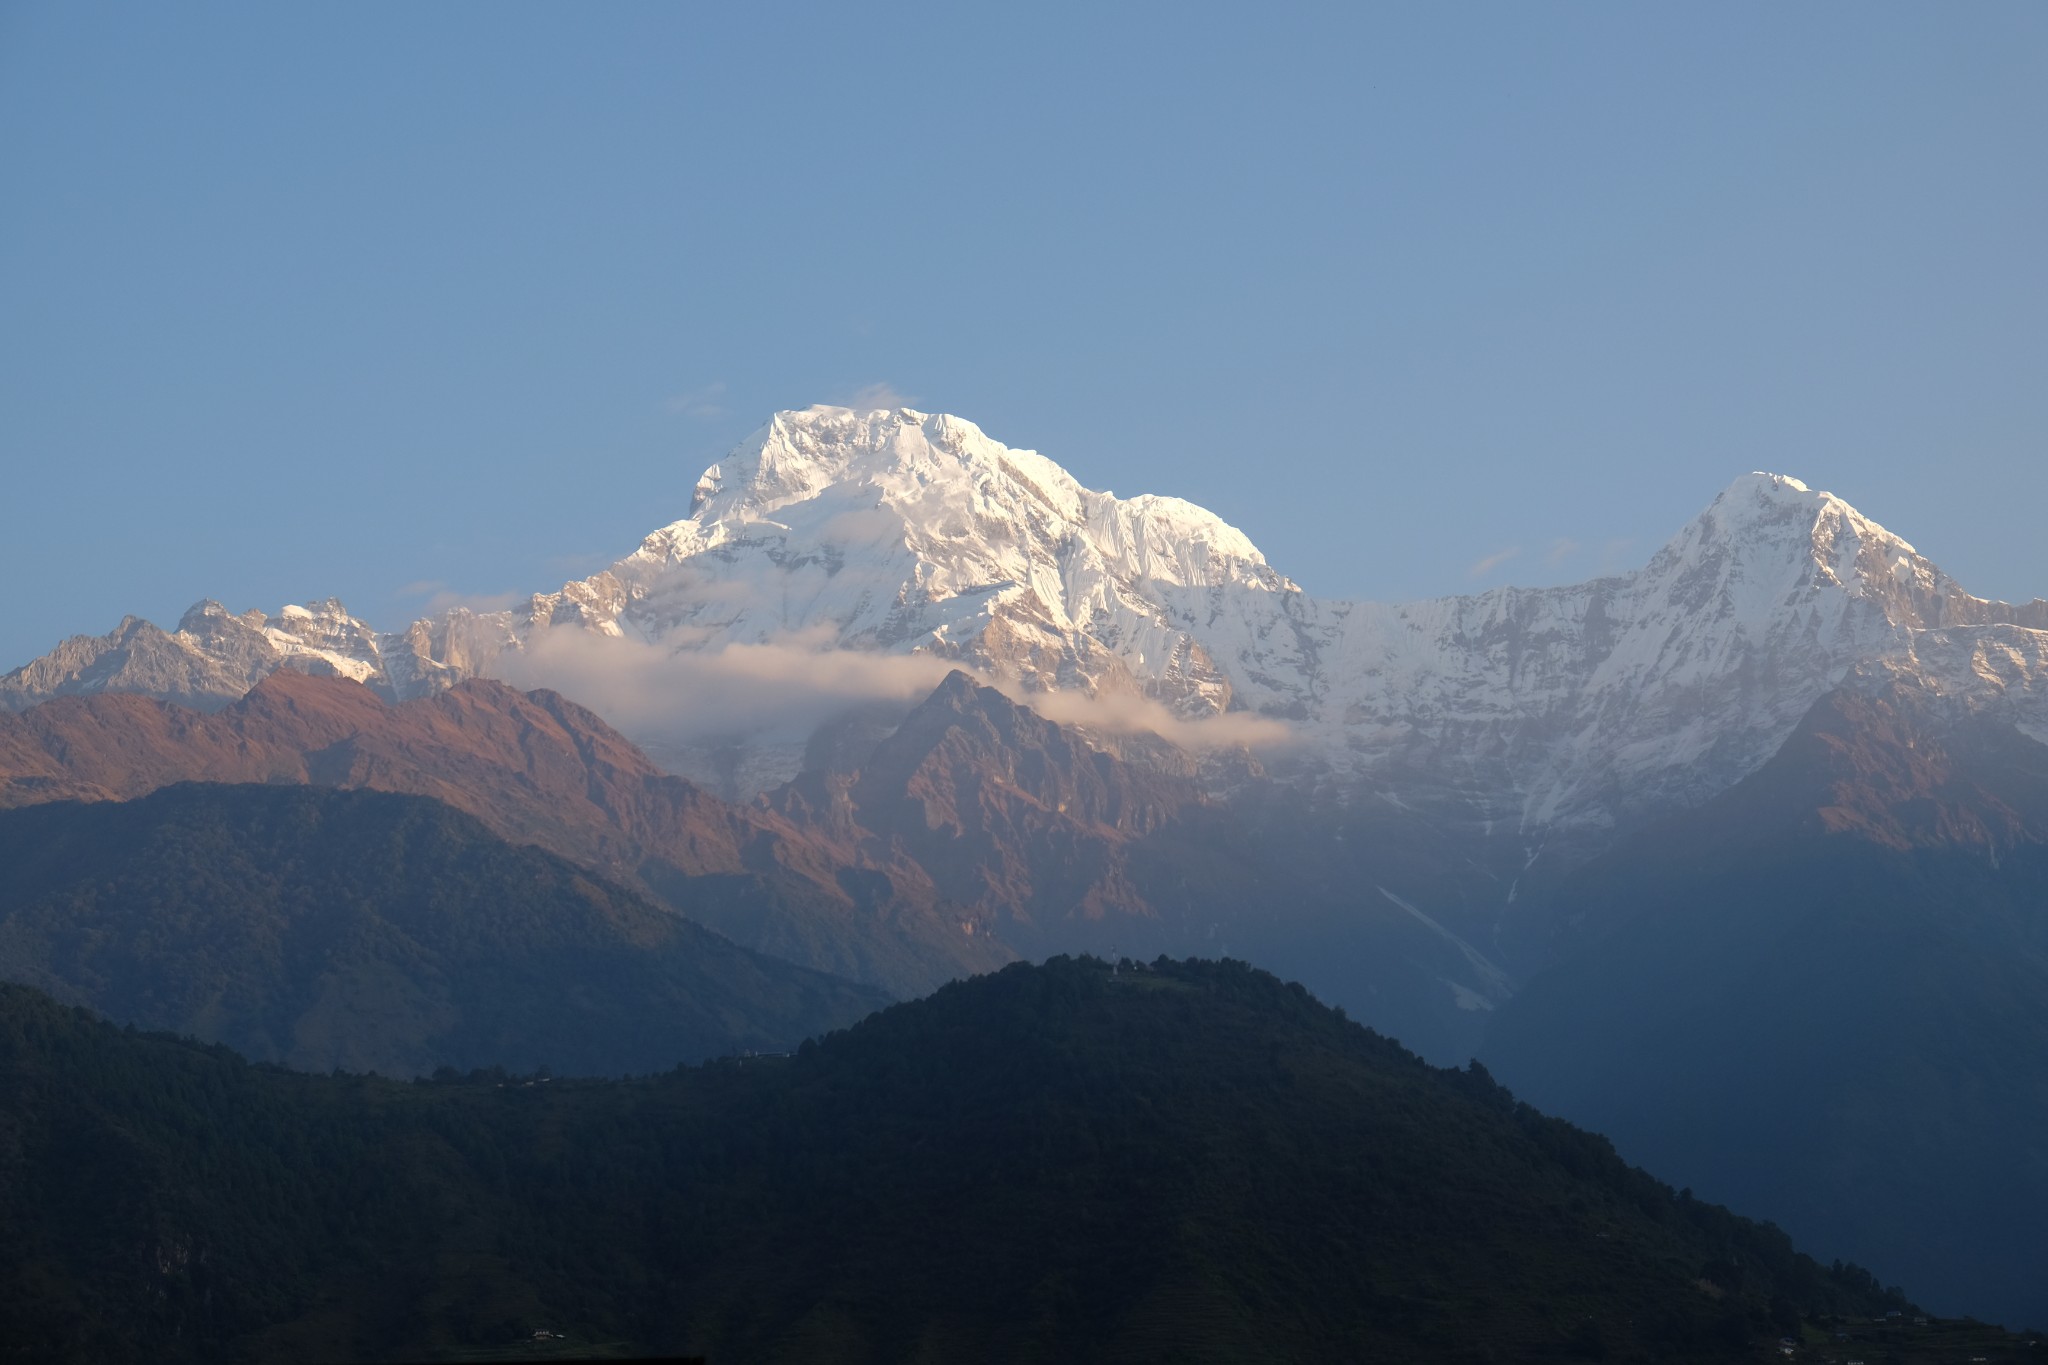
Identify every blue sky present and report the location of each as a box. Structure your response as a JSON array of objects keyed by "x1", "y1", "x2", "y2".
[{"x1": 2, "y1": 2, "x2": 2043, "y2": 670}]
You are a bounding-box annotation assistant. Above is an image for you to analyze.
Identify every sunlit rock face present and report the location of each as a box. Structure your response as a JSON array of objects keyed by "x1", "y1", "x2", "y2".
[{"x1": 7, "y1": 409, "x2": 2046, "y2": 838}]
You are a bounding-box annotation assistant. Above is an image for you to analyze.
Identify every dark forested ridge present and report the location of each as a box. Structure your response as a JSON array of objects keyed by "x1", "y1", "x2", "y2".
[
  {"x1": 1, "y1": 957, "x2": 1985, "y2": 1365},
  {"x1": 0, "y1": 782, "x2": 889, "y2": 1076}
]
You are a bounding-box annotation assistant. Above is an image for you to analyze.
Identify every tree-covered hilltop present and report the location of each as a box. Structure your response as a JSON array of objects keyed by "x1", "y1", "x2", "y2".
[
  {"x1": 0, "y1": 782, "x2": 889, "y2": 1076},
  {"x1": 1, "y1": 958, "x2": 1957, "y2": 1365}
]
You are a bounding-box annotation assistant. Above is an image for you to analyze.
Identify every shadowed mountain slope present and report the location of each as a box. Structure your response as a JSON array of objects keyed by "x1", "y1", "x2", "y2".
[
  {"x1": 768, "y1": 670, "x2": 1210, "y2": 943},
  {"x1": 0, "y1": 783, "x2": 888, "y2": 1076},
  {"x1": 0, "y1": 670, "x2": 1005, "y2": 996},
  {"x1": 0, "y1": 670, "x2": 1519, "y2": 1057},
  {"x1": 769, "y1": 671, "x2": 1520, "y2": 1061},
  {"x1": 0, "y1": 957, "x2": 1945, "y2": 1365},
  {"x1": 1483, "y1": 686, "x2": 2048, "y2": 1330}
]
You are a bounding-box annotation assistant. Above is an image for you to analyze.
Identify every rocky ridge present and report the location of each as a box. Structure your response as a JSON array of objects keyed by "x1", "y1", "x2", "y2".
[{"x1": 0, "y1": 670, "x2": 1011, "y2": 997}]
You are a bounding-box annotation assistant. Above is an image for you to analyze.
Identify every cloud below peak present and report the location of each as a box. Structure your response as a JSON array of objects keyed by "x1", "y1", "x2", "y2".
[{"x1": 495, "y1": 625, "x2": 1291, "y2": 772}]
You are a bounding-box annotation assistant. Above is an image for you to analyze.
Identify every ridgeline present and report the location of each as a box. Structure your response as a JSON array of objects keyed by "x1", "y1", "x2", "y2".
[{"x1": 0, "y1": 956, "x2": 1972, "y2": 1364}]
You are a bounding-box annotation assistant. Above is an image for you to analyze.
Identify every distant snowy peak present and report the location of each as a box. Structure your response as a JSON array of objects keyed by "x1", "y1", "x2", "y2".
[
  {"x1": 484, "y1": 406, "x2": 1290, "y2": 715},
  {"x1": 1262, "y1": 467, "x2": 2048, "y2": 830},
  {"x1": 1668, "y1": 472, "x2": 1918, "y2": 606},
  {"x1": 0, "y1": 596, "x2": 454, "y2": 714},
  {"x1": 1643, "y1": 471, "x2": 1909, "y2": 605},
  {"x1": 649, "y1": 406, "x2": 1279, "y2": 591},
  {"x1": 1656, "y1": 470, "x2": 2044, "y2": 633}
]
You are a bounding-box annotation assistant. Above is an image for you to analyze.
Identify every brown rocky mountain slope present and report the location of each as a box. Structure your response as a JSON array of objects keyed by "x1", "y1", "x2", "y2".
[
  {"x1": 769, "y1": 670, "x2": 1213, "y2": 950},
  {"x1": 1552, "y1": 683, "x2": 2048, "y2": 887},
  {"x1": 0, "y1": 669, "x2": 1230, "y2": 992},
  {"x1": 770, "y1": 672, "x2": 1520, "y2": 1061},
  {"x1": 1717, "y1": 684, "x2": 2048, "y2": 851},
  {"x1": 0, "y1": 669, "x2": 1528, "y2": 1060},
  {"x1": 0, "y1": 671, "x2": 1002, "y2": 995}
]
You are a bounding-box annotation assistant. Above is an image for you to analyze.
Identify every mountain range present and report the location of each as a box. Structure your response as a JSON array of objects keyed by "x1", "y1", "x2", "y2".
[
  {"x1": 8, "y1": 408, "x2": 2046, "y2": 1026},
  {"x1": 9, "y1": 408, "x2": 2045, "y2": 980},
  {"x1": 12, "y1": 408, "x2": 2046, "y2": 829},
  {"x1": 4, "y1": 404, "x2": 2047, "y2": 1329},
  {"x1": 0, "y1": 667, "x2": 1514, "y2": 1061}
]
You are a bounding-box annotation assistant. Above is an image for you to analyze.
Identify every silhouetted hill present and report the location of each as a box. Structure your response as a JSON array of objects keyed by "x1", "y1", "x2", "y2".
[
  {"x1": 1484, "y1": 687, "x2": 2048, "y2": 1330},
  {"x1": 0, "y1": 958, "x2": 1950, "y2": 1364},
  {"x1": 0, "y1": 782, "x2": 888, "y2": 1076}
]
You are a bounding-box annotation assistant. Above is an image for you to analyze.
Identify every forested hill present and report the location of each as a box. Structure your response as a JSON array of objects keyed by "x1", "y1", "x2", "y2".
[
  {"x1": 0, "y1": 958, "x2": 1952, "y2": 1364},
  {"x1": 0, "y1": 782, "x2": 888, "y2": 1076}
]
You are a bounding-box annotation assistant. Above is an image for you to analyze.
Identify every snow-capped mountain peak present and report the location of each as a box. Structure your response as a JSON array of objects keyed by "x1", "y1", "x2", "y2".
[
  {"x1": 1665, "y1": 470, "x2": 2027, "y2": 635},
  {"x1": 503, "y1": 407, "x2": 1292, "y2": 728},
  {"x1": 655, "y1": 405, "x2": 1276, "y2": 591}
]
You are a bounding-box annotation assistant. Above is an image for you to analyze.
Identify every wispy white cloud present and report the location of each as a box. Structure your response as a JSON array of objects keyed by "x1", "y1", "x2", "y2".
[
  {"x1": 499, "y1": 626, "x2": 956, "y2": 746},
  {"x1": 394, "y1": 580, "x2": 527, "y2": 616},
  {"x1": 497, "y1": 625, "x2": 1292, "y2": 758},
  {"x1": 1010, "y1": 682, "x2": 1295, "y2": 752},
  {"x1": 666, "y1": 380, "x2": 729, "y2": 420},
  {"x1": 843, "y1": 381, "x2": 916, "y2": 411},
  {"x1": 1465, "y1": 545, "x2": 1522, "y2": 580},
  {"x1": 1544, "y1": 537, "x2": 1580, "y2": 568}
]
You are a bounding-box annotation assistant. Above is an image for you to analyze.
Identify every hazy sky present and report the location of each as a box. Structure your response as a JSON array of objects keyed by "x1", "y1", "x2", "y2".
[{"x1": 3, "y1": 2, "x2": 2044, "y2": 670}]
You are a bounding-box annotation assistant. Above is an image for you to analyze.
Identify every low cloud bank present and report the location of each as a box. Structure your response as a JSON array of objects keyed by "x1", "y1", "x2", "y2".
[
  {"x1": 499, "y1": 626, "x2": 955, "y2": 747},
  {"x1": 1013, "y1": 682, "x2": 1294, "y2": 752},
  {"x1": 498, "y1": 625, "x2": 1293, "y2": 757}
]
